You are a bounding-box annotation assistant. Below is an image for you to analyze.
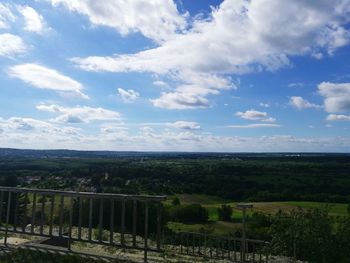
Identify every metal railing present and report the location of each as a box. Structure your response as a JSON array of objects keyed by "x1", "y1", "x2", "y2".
[
  {"x1": 0, "y1": 187, "x2": 166, "y2": 262},
  {"x1": 169, "y1": 231, "x2": 270, "y2": 262}
]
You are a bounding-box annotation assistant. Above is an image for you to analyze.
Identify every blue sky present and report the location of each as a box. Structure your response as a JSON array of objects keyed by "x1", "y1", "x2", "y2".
[{"x1": 0, "y1": 0, "x2": 350, "y2": 152}]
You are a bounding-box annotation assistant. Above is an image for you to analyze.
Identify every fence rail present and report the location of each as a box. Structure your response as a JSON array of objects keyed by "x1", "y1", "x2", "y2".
[
  {"x1": 165, "y1": 231, "x2": 270, "y2": 263},
  {"x1": 0, "y1": 187, "x2": 166, "y2": 262}
]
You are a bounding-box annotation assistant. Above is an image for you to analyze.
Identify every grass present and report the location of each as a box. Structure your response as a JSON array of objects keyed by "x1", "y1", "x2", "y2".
[
  {"x1": 166, "y1": 194, "x2": 349, "y2": 236},
  {"x1": 165, "y1": 194, "x2": 229, "y2": 206},
  {"x1": 167, "y1": 221, "x2": 239, "y2": 236}
]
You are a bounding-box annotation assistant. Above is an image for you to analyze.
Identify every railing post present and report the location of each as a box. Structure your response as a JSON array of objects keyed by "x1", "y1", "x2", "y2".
[
  {"x1": 68, "y1": 196, "x2": 73, "y2": 251},
  {"x1": 234, "y1": 240, "x2": 237, "y2": 261},
  {"x1": 31, "y1": 193, "x2": 37, "y2": 234},
  {"x1": 132, "y1": 199, "x2": 137, "y2": 247},
  {"x1": 156, "y1": 202, "x2": 162, "y2": 250},
  {"x1": 22, "y1": 192, "x2": 28, "y2": 232},
  {"x1": 0, "y1": 191, "x2": 4, "y2": 225},
  {"x1": 192, "y1": 233, "x2": 195, "y2": 255},
  {"x1": 49, "y1": 195, "x2": 54, "y2": 236},
  {"x1": 99, "y1": 198, "x2": 103, "y2": 242},
  {"x1": 88, "y1": 197, "x2": 93, "y2": 241},
  {"x1": 13, "y1": 193, "x2": 18, "y2": 232},
  {"x1": 144, "y1": 202, "x2": 149, "y2": 263},
  {"x1": 109, "y1": 198, "x2": 114, "y2": 244},
  {"x1": 265, "y1": 242, "x2": 269, "y2": 263},
  {"x1": 40, "y1": 195, "x2": 45, "y2": 235},
  {"x1": 58, "y1": 195, "x2": 64, "y2": 236},
  {"x1": 4, "y1": 191, "x2": 11, "y2": 246},
  {"x1": 78, "y1": 196, "x2": 83, "y2": 240},
  {"x1": 253, "y1": 242, "x2": 255, "y2": 262},
  {"x1": 121, "y1": 198, "x2": 125, "y2": 247},
  {"x1": 180, "y1": 232, "x2": 183, "y2": 253}
]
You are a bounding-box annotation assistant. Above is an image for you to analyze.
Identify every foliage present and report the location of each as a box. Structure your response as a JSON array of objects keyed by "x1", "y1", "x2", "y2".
[
  {"x1": 167, "y1": 204, "x2": 208, "y2": 223},
  {"x1": 217, "y1": 204, "x2": 233, "y2": 221},
  {"x1": 247, "y1": 207, "x2": 350, "y2": 263},
  {"x1": 172, "y1": 197, "x2": 180, "y2": 206},
  {"x1": 1, "y1": 155, "x2": 350, "y2": 203}
]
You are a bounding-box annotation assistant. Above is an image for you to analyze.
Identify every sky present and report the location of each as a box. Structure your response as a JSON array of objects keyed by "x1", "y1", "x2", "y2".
[{"x1": 0, "y1": 0, "x2": 350, "y2": 152}]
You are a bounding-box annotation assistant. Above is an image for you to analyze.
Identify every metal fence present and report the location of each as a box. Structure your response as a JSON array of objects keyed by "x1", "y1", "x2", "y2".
[
  {"x1": 0, "y1": 187, "x2": 166, "y2": 262},
  {"x1": 165, "y1": 231, "x2": 270, "y2": 262}
]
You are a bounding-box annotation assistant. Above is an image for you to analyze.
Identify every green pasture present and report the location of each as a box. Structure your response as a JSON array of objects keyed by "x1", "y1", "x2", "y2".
[{"x1": 166, "y1": 194, "x2": 349, "y2": 235}]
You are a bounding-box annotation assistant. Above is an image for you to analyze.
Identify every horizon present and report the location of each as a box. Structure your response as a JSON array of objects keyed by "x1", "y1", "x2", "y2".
[
  {"x1": 1, "y1": 147, "x2": 349, "y2": 154},
  {"x1": 1, "y1": 0, "x2": 350, "y2": 152}
]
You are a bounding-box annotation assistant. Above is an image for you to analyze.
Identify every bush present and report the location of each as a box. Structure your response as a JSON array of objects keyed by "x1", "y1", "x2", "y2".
[
  {"x1": 172, "y1": 197, "x2": 180, "y2": 206},
  {"x1": 168, "y1": 204, "x2": 208, "y2": 223},
  {"x1": 218, "y1": 204, "x2": 233, "y2": 221}
]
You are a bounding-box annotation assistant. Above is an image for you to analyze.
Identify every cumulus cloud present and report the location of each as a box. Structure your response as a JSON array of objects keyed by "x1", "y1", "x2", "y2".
[
  {"x1": 326, "y1": 114, "x2": 350, "y2": 121},
  {"x1": 236, "y1": 109, "x2": 276, "y2": 122},
  {"x1": 36, "y1": 104, "x2": 121, "y2": 123},
  {"x1": 152, "y1": 91, "x2": 210, "y2": 109},
  {"x1": 100, "y1": 123, "x2": 128, "y2": 134},
  {"x1": 228, "y1": 123, "x2": 281, "y2": 129},
  {"x1": 0, "y1": 117, "x2": 84, "y2": 149},
  {"x1": 0, "y1": 3, "x2": 15, "y2": 29},
  {"x1": 0, "y1": 117, "x2": 81, "y2": 136},
  {"x1": 117, "y1": 88, "x2": 139, "y2": 103},
  {"x1": 318, "y1": 82, "x2": 350, "y2": 112},
  {"x1": 18, "y1": 5, "x2": 46, "y2": 34},
  {"x1": 8, "y1": 64, "x2": 89, "y2": 99},
  {"x1": 0, "y1": 33, "x2": 27, "y2": 57},
  {"x1": 167, "y1": 121, "x2": 201, "y2": 130},
  {"x1": 71, "y1": 0, "x2": 350, "y2": 109},
  {"x1": 50, "y1": 0, "x2": 187, "y2": 43},
  {"x1": 0, "y1": 116, "x2": 349, "y2": 152},
  {"x1": 289, "y1": 96, "x2": 322, "y2": 110}
]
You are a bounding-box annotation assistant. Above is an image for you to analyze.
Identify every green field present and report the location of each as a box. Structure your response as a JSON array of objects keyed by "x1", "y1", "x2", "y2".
[{"x1": 166, "y1": 194, "x2": 349, "y2": 235}]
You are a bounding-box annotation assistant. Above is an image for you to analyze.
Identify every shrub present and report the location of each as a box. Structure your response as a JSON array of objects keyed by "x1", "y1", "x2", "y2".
[
  {"x1": 168, "y1": 204, "x2": 208, "y2": 223},
  {"x1": 218, "y1": 204, "x2": 233, "y2": 221}
]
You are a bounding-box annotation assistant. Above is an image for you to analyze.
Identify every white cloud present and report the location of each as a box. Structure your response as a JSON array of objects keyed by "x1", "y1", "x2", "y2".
[
  {"x1": 8, "y1": 64, "x2": 89, "y2": 99},
  {"x1": 236, "y1": 109, "x2": 276, "y2": 122},
  {"x1": 288, "y1": 83, "x2": 304, "y2": 88},
  {"x1": 117, "y1": 88, "x2": 139, "y2": 103},
  {"x1": 289, "y1": 96, "x2": 322, "y2": 110},
  {"x1": 326, "y1": 114, "x2": 350, "y2": 121},
  {"x1": 228, "y1": 123, "x2": 281, "y2": 129},
  {"x1": 151, "y1": 91, "x2": 210, "y2": 109},
  {"x1": 0, "y1": 117, "x2": 349, "y2": 152},
  {"x1": 18, "y1": 6, "x2": 46, "y2": 34},
  {"x1": 259, "y1": 102, "x2": 269, "y2": 108},
  {"x1": 0, "y1": 117, "x2": 86, "y2": 150},
  {"x1": 100, "y1": 123, "x2": 128, "y2": 134},
  {"x1": 153, "y1": 80, "x2": 170, "y2": 89},
  {"x1": 0, "y1": 3, "x2": 15, "y2": 29},
  {"x1": 318, "y1": 82, "x2": 350, "y2": 112},
  {"x1": 50, "y1": 0, "x2": 187, "y2": 43},
  {"x1": 149, "y1": 73, "x2": 232, "y2": 109},
  {"x1": 0, "y1": 33, "x2": 27, "y2": 57},
  {"x1": 0, "y1": 117, "x2": 82, "y2": 143},
  {"x1": 167, "y1": 121, "x2": 201, "y2": 130},
  {"x1": 71, "y1": 0, "x2": 350, "y2": 109},
  {"x1": 36, "y1": 104, "x2": 121, "y2": 123}
]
